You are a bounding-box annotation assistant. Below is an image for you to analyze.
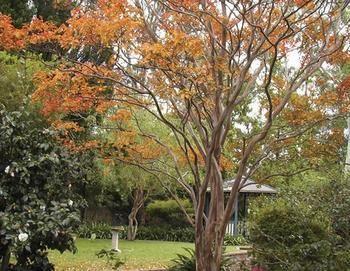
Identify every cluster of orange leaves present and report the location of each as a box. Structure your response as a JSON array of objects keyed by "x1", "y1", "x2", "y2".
[
  {"x1": 32, "y1": 60, "x2": 122, "y2": 118},
  {"x1": 282, "y1": 94, "x2": 324, "y2": 126},
  {"x1": 0, "y1": 14, "x2": 58, "y2": 50},
  {"x1": 0, "y1": 0, "x2": 139, "y2": 50},
  {"x1": 0, "y1": 15, "x2": 25, "y2": 50}
]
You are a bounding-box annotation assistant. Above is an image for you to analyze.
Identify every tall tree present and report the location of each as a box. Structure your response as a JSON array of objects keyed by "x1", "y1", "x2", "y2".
[{"x1": 1, "y1": 1, "x2": 348, "y2": 270}]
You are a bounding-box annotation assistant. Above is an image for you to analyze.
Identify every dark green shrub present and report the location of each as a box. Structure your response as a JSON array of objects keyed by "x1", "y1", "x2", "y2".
[
  {"x1": 136, "y1": 226, "x2": 195, "y2": 242},
  {"x1": 146, "y1": 199, "x2": 193, "y2": 227},
  {"x1": 76, "y1": 222, "x2": 112, "y2": 239},
  {"x1": 168, "y1": 248, "x2": 233, "y2": 271},
  {"x1": 321, "y1": 180, "x2": 350, "y2": 244},
  {"x1": 0, "y1": 108, "x2": 86, "y2": 271},
  {"x1": 76, "y1": 224, "x2": 194, "y2": 243},
  {"x1": 249, "y1": 198, "x2": 335, "y2": 271}
]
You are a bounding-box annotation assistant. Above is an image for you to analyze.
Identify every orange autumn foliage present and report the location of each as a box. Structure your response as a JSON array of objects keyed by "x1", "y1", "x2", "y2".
[
  {"x1": 32, "y1": 67, "x2": 115, "y2": 116},
  {"x1": 0, "y1": 15, "x2": 25, "y2": 50},
  {"x1": 282, "y1": 94, "x2": 323, "y2": 126},
  {"x1": 0, "y1": 1, "x2": 347, "y2": 200}
]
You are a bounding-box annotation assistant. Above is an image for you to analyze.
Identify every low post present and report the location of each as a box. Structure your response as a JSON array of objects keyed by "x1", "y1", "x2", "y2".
[{"x1": 111, "y1": 226, "x2": 123, "y2": 252}]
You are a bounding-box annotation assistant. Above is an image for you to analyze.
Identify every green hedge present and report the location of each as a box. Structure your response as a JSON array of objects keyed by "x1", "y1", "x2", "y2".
[
  {"x1": 146, "y1": 199, "x2": 193, "y2": 227},
  {"x1": 76, "y1": 223, "x2": 194, "y2": 242},
  {"x1": 76, "y1": 222, "x2": 112, "y2": 239},
  {"x1": 136, "y1": 226, "x2": 195, "y2": 242}
]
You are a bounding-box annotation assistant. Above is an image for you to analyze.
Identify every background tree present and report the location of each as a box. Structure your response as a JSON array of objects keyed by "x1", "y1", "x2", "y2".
[
  {"x1": 0, "y1": 0, "x2": 86, "y2": 27},
  {"x1": 0, "y1": 0, "x2": 34, "y2": 27},
  {"x1": 114, "y1": 165, "x2": 158, "y2": 241},
  {"x1": 0, "y1": 52, "x2": 45, "y2": 111}
]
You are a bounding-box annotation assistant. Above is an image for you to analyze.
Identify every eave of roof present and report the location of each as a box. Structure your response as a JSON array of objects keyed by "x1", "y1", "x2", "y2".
[{"x1": 222, "y1": 178, "x2": 277, "y2": 194}]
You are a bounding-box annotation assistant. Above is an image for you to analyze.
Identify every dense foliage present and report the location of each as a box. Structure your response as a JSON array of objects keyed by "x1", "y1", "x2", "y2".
[
  {"x1": 135, "y1": 226, "x2": 195, "y2": 243},
  {"x1": 0, "y1": 107, "x2": 85, "y2": 270},
  {"x1": 146, "y1": 199, "x2": 193, "y2": 228},
  {"x1": 249, "y1": 176, "x2": 350, "y2": 271},
  {"x1": 0, "y1": 52, "x2": 44, "y2": 111},
  {"x1": 249, "y1": 199, "x2": 333, "y2": 270},
  {"x1": 0, "y1": 0, "x2": 76, "y2": 27},
  {"x1": 76, "y1": 222, "x2": 195, "y2": 243},
  {"x1": 76, "y1": 222, "x2": 112, "y2": 240}
]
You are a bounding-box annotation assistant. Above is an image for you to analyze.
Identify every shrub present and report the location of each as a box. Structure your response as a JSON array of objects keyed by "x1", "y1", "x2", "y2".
[
  {"x1": 96, "y1": 249, "x2": 125, "y2": 270},
  {"x1": 0, "y1": 108, "x2": 85, "y2": 271},
  {"x1": 168, "y1": 248, "x2": 233, "y2": 271},
  {"x1": 224, "y1": 234, "x2": 248, "y2": 246},
  {"x1": 136, "y1": 226, "x2": 195, "y2": 242},
  {"x1": 249, "y1": 198, "x2": 335, "y2": 271},
  {"x1": 76, "y1": 222, "x2": 112, "y2": 239},
  {"x1": 146, "y1": 199, "x2": 193, "y2": 227}
]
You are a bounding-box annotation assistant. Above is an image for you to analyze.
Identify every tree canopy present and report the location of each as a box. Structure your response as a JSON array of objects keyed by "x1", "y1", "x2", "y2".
[{"x1": 0, "y1": 1, "x2": 349, "y2": 270}]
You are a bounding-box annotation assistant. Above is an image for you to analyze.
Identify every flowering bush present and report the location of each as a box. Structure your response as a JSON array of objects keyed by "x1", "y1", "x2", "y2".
[{"x1": 0, "y1": 107, "x2": 86, "y2": 270}]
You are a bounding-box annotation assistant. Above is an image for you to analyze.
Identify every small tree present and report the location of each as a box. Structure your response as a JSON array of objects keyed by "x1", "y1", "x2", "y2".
[{"x1": 116, "y1": 166, "x2": 155, "y2": 241}]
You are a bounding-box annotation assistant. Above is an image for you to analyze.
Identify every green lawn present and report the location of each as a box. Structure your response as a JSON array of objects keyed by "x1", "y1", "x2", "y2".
[
  {"x1": 50, "y1": 238, "x2": 195, "y2": 270},
  {"x1": 50, "y1": 238, "x2": 238, "y2": 270}
]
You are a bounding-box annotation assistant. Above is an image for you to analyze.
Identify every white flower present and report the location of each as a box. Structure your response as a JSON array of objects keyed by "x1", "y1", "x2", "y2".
[
  {"x1": 4, "y1": 166, "x2": 10, "y2": 174},
  {"x1": 68, "y1": 200, "x2": 73, "y2": 206},
  {"x1": 18, "y1": 233, "x2": 28, "y2": 242},
  {"x1": 40, "y1": 205, "x2": 46, "y2": 211},
  {"x1": 10, "y1": 172, "x2": 15, "y2": 177}
]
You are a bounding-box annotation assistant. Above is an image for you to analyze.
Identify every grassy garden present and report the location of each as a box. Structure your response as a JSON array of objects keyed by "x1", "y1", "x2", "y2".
[
  {"x1": 50, "y1": 239, "x2": 238, "y2": 271},
  {"x1": 50, "y1": 239, "x2": 194, "y2": 270}
]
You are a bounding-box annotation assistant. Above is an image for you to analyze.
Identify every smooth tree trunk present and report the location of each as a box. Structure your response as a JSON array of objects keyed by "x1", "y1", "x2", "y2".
[
  {"x1": 127, "y1": 188, "x2": 145, "y2": 241},
  {"x1": 190, "y1": 146, "x2": 246, "y2": 271},
  {"x1": 193, "y1": 163, "x2": 236, "y2": 271},
  {"x1": 345, "y1": 117, "x2": 350, "y2": 173}
]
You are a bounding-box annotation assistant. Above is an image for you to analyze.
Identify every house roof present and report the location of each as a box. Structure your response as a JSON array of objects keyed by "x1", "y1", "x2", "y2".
[{"x1": 223, "y1": 178, "x2": 277, "y2": 194}]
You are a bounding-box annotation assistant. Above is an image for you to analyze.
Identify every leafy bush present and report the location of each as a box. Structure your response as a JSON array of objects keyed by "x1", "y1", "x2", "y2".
[
  {"x1": 318, "y1": 180, "x2": 350, "y2": 245},
  {"x1": 136, "y1": 226, "x2": 195, "y2": 242},
  {"x1": 249, "y1": 177, "x2": 350, "y2": 270},
  {"x1": 168, "y1": 248, "x2": 233, "y2": 271},
  {"x1": 96, "y1": 249, "x2": 125, "y2": 270},
  {"x1": 249, "y1": 198, "x2": 336, "y2": 271},
  {"x1": 146, "y1": 199, "x2": 193, "y2": 227},
  {"x1": 76, "y1": 222, "x2": 112, "y2": 239},
  {"x1": 0, "y1": 108, "x2": 86, "y2": 271},
  {"x1": 224, "y1": 234, "x2": 248, "y2": 246}
]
